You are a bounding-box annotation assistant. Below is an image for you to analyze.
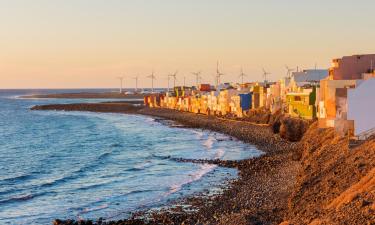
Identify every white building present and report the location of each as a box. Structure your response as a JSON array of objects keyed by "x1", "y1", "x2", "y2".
[
  {"x1": 291, "y1": 69, "x2": 329, "y2": 87},
  {"x1": 347, "y1": 78, "x2": 375, "y2": 137}
]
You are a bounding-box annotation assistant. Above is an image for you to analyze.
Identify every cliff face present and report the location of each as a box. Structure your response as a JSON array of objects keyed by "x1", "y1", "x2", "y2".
[{"x1": 285, "y1": 122, "x2": 375, "y2": 225}]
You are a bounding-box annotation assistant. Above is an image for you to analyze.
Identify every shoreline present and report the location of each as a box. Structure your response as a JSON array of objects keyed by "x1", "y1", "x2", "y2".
[
  {"x1": 33, "y1": 103, "x2": 300, "y2": 225},
  {"x1": 138, "y1": 108, "x2": 297, "y2": 155},
  {"x1": 32, "y1": 102, "x2": 375, "y2": 224}
]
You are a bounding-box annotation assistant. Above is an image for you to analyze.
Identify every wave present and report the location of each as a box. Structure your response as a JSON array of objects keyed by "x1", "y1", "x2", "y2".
[
  {"x1": 0, "y1": 174, "x2": 33, "y2": 184},
  {"x1": 97, "y1": 151, "x2": 112, "y2": 160},
  {"x1": 0, "y1": 191, "x2": 55, "y2": 205},
  {"x1": 91, "y1": 189, "x2": 158, "y2": 221},
  {"x1": 215, "y1": 149, "x2": 225, "y2": 159},
  {"x1": 110, "y1": 143, "x2": 123, "y2": 148},
  {"x1": 151, "y1": 154, "x2": 171, "y2": 160},
  {"x1": 144, "y1": 117, "x2": 156, "y2": 125},
  {"x1": 41, "y1": 151, "x2": 112, "y2": 189},
  {"x1": 81, "y1": 204, "x2": 109, "y2": 214},
  {"x1": 0, "y1": 156, "x2": 111, "y2": 199},
  {"x1": 77, "y1": 189, "x2": 153, "y2": 217},
  {"x1": 41, "y1": 170, "x2": 88, "y2": 188},
  {"x1": 131, "y1": 161, "x2": 153, "y2": 171},
  {"x1": 0, "y1": 194, "x2": 34, "y2": 204},
  {"x1": 74, "y1": 202, "x2": 110, "y2": 221},
  {"x1": 168, "y1": 164, "x2": 217, "y2": 194},
  {"x1": 3, "y1": 95, "x2": 24, "y2": 99},
  {"x1": 74, "y1": 182, "x2": 111, "y2": 192},
  {"x1": 203, "y1": 135, "x2": 215, "y2": 150},
  {"x1": 191, "y1": 130, "x2": 204, "y2": 139}
]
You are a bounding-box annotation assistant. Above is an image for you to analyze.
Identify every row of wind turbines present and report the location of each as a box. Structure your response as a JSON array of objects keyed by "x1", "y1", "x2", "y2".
[
  {"x1": 116, "y1": 63, "x2": 299, "y2": 94},
  {"x1": 116, "y1": 70, "x2": 201, "y2": 94}
]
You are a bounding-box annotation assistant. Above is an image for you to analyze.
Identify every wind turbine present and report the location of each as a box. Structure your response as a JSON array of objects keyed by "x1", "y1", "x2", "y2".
[
  {"x1": 169, "y1": 70, "x2": 178, "y2": 88},
  {"x1": 239, "y1": 67, "x2": 247, "y2": 84},
  {"x1": 262, "y1": 68, "x2": 271, "y2": 84},
  {"x1": 216, "y1": 61, "x2": 224, "y2": 88},
  {"x1": 117, "y1": 76, "x2": 124, "y2": 94},
  {"x1": 147, "y1": 70, "x2": 156, "y2": 93},
  {"x1": 132, "y1": 75, "x2": 139, "y2": 92},
  {"x1": 285, "y1": 65, "x2": 295, "y2": 78},
  {"x1": 191, "y1": 71, "x2": 202, "y2": 88},
  {"x1": 167, "y1": 75, "x2": 171, "y2": 92}
]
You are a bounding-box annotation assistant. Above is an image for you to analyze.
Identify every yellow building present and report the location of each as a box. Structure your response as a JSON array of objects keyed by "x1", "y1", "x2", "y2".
[
  {"x1": 286, "y1": 87, "x2": 317, "y2": 120},
  {"x1": 252, "y1": 84, "x2": 267, "y2": 109}
]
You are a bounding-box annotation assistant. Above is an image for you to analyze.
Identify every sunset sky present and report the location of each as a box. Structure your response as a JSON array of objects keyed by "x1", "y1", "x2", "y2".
[{"x1": 1, "y1": 0, "x2": 375, "y2": 89}]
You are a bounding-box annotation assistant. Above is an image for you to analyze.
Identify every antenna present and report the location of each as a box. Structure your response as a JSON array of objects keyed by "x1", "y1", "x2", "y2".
[
  {"x1": 191, "y1": 71, "x2": 202, "y2": 88},
  {"x1": 216, "y1": 61, "x2": 224, "y2": 88},
  {"x1": 117, "y1": 76, "x2": 124, "y2": 94},
  {"x1": 132, "y1": 76, "x2": 139, "y2": 92},
  {"x1": 285, "y1": 65, "x2": 295, "y2": 78},
  {"x1": 183, "y1": 76, "x2": 186, "y2": 87},
  {"x1": 262, "y1": 68, "x2": 271, "y2": 84},
  {"x1": 238, "y1": 67, "x2": 247, "y2": 84},
  {"x1": 147, "y1": 70, "x2": 156, "y2": 93}
]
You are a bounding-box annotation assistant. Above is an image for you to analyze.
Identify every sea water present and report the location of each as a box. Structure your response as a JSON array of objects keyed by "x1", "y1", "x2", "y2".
[{"x1": 0, "y1": 89, "x2": 263, "y2": 225}]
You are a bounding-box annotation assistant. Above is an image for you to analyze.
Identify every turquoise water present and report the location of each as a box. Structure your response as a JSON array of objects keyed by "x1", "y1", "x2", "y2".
[{"x1": 0, "y1": 90, "x2": 262, "y2": 224}]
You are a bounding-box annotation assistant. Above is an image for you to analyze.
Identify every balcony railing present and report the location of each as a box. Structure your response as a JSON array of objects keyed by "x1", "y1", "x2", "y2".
[{"x1": 356, "y1": 127, "x2": 375, "y2": 141}]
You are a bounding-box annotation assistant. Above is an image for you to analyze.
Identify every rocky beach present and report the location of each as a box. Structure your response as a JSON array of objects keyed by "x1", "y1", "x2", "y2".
[{"x1": 31, "y1": 102, "x2": 375, "y2": 225}]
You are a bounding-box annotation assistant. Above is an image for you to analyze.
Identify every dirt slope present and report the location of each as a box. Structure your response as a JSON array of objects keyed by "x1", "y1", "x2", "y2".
[{"x1": 284, "y1": 122, "x2": 375, "y2": 225}]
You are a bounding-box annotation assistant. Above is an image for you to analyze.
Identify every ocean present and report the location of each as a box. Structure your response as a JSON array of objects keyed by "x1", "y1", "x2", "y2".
[{"x1": 0, "y1": 89, "x2": 263, "y2": 225}]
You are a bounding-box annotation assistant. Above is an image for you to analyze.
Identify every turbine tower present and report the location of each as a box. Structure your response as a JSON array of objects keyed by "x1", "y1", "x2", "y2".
[
  {"x1": 147, "y1": 70, "x2": 156, "y2": 93},
  {"x1": 117, "y1": 76, "x2": 124, "y2": 94},
  {"x1": 216, "y1": 61, "x2": 224, "y2": 88},
  {"x1": 191, "y1": 71, "x2": 202, "y2": 88},
  {"x1": 169, "y1": 70, "x2": 178, "y2": 88},
  {"x1": 133, "y1": 76, "x2": 139, "y2": 92},
  {"x1": 262, "y1": 68, "x2": 271, "y2": 84},
  {"x1": 239, "y1": 67, "x2": 247, "y2": 84},
  {"x1": 285, "y1": 65, "x2": 295, "y2": 78},
  {"x1": 167, "y1": 75, "x2": 171, "y2": 92}
]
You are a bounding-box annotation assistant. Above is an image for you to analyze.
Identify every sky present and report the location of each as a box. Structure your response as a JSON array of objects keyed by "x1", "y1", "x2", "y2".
[{"x1": 1, "y1": 0, "x2": 375, "y2": 89}]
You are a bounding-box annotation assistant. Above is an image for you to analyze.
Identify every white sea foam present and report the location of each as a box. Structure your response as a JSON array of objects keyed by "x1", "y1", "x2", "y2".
[
  {"x1": 4, "y1": 95, "x2": 24, "y2": 99},
  {"x1": 191, "y1": 130, "x2": 204, "y2": 139},
  {"x1": 203, "y1": 135, "x2": 215, "y2": 150},
  {"x1": 81, "y1": 203, "x2": 110, "y2": 214},
  {"x1": 168, "y1": 164, "x2": 217, "y2": 194},
  {"x1": 215, "y1": 149, "x2": 225, "y2": 159},
  {"x1": 133, "y1": 161, "x2": 152, "y2": 170},
  {"x1": 145, "y1": 117, "x2": 155, "y2": 123}
]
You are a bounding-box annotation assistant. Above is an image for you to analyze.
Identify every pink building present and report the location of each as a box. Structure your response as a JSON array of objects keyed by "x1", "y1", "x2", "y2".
[{"x1": 330, "y1": 54, "x2": 375, "y2": 80}]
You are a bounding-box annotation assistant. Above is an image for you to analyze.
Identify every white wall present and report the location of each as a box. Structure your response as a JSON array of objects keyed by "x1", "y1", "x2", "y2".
[{"x1": 347, "y1": 78, "x2": 375, "y2": 136}]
